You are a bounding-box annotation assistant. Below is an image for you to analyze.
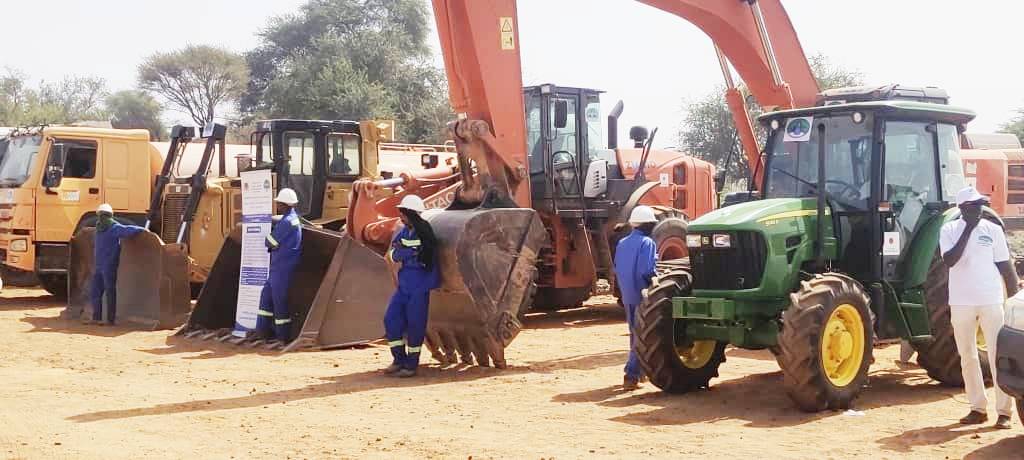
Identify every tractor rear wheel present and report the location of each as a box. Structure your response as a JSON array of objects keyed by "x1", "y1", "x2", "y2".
[
  {"x1": 776, "y1": 273, "x2": 873, "y2": 412},
  {"x1": 634, "y1": 269, "x2": 726, "y2": 393},
  {"x1": 914, "y1": 252, "x2": 990, "y2": 386}
]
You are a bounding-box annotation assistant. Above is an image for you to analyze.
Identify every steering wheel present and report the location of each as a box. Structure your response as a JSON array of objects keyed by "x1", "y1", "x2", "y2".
[
  {"x1": 825, "y1": 179, "x2": 861, "y2": 200},
  {"x1": 551, "y1": 150, "x2": 574, "y2": 168}
]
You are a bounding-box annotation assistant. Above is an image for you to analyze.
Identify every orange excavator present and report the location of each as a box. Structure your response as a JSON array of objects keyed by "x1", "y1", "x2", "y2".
[{"x1": 341, "y1": 0, "x2": 821, "y2": 367}]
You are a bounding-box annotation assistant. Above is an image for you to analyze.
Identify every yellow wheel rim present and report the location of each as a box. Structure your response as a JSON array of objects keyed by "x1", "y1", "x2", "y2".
[
  {"x1": 977, "y1": 326, "x2": 987, "y2": 353},
  {"x1": 677, "y1": 340, "x2": 717, "y2": 369},
  {"x1": 820, "y1": 304, "x2": 865, "y2": 387}
]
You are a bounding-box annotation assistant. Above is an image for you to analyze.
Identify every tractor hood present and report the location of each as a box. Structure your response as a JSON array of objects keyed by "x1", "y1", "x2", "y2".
[{"x1": 690, "y1": 198, "x2": 824, "y2": 230}]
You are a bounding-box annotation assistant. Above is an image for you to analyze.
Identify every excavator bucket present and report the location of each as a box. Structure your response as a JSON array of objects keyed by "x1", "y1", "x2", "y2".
[
  {"x1": 65, "y1": 229, "x2": 191, "y2": 329},
  {"x1": 422, "y1": 208, "x2": 548, "y2": 368},
  {"x1": 181, "y1": 225, "x2": 390, "y2": 349}
]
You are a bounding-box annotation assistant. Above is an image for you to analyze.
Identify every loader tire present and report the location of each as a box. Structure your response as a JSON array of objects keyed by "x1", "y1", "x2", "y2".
[
  {"x1": 39, "y1": 274, "x2": 68, "y2": 299},
  {"x1": 914, "y1": 253, "x2": 990, "y2": 386},
  {"x1": 635, "y1": 269, "x2": 726, "y2": 393},
  {"x1": 651, "y1": 217, "x2": 688, "y2": 261},
  {"x1": 776, "y1": 273, "x2": 873, "y2": 412}
]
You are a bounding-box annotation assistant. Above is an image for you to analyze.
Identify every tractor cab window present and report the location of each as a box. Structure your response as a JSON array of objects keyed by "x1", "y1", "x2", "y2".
[
  {"x1": 765, "y1": 114, "x2": 873, "y2": 209},
  {"x1": 551, "y1": 96, "x2": 579, "y2": 162},
  {"x1": 883, "y1": 121, "x2": 941, "y2": 247},
  {"x1": 327, "y1": 133, "x2": 361, "y2": 178},
  {"x1": 937, "y1": 123, "x2": 967, "y2": 201}
]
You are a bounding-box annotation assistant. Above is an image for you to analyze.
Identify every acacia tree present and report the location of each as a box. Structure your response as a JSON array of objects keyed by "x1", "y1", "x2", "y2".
[
  {"x1": 677, "y1": 53, "x2": 864, "y2": 185},
  {"x1": 138, "y1": 45, "x2": 249, "y2": 127}
]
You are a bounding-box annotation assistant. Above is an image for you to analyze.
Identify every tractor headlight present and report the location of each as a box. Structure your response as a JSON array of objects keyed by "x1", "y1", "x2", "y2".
[
  {"x1": 712, "y1": 234, "x2": 731, "y2": 248},
  {"x1": 686, "y1": 234, "x2": 702, "y2": 248},
  {"x1": 9, "y1": 239, "x2": 27, "y2": 252}
]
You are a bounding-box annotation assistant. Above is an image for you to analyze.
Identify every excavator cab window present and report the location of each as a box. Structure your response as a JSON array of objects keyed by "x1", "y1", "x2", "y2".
[{"x1": 327, "y1": 133, "x2": 361, "y2": 178}]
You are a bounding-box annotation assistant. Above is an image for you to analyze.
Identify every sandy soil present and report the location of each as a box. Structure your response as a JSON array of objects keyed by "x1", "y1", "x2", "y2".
[{"x1": 1, "y1": 288, "x2": 1023, "y2": 459}]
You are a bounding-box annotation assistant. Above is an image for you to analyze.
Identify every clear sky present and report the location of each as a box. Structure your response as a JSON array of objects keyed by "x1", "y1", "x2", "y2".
[{"x1": 2, "y1": 0, "x2": 1021, "y2": 147}]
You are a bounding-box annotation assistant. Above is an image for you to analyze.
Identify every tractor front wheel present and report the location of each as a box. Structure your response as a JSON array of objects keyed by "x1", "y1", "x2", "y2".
[
  {"x1": 634, "y1": 269, "x2": 726, "y2": 393},
  {"x1": 776, "y1": 273, "x2": 873, "y2": 412}
]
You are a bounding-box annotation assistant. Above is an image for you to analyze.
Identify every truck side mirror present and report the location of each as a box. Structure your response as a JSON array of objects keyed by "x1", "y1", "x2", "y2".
[
  {"x1": 554, "y1": 100, "x2": 569, "y2": 129},
  {"x1": 42, "y1": 143, "x2": 66, "y2": 189}
]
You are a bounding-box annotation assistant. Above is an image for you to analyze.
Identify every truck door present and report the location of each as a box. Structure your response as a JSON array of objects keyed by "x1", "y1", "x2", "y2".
[{"x1": 36, "y1": 137, "x2": 102, "y2": 242}]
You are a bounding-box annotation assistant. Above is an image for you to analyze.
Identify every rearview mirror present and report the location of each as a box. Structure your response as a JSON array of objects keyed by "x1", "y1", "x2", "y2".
[
  {"x1": 42, "y1": 143, "x2": 66, "y2": 189},
  {"x1": 554, "y1": 100, "x2": 569, "y2": 129}
]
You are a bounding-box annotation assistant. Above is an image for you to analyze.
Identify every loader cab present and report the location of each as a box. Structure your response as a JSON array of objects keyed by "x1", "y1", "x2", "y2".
[
  {"x1": 524, "y1": 85, "x2": 615, "y2": 213},
  {"x1": 252, "y1": 119, "x2": 363, "y2": 219},
  {"x1": 758, "y1": 101, "x2": 973, "y2": 283}
]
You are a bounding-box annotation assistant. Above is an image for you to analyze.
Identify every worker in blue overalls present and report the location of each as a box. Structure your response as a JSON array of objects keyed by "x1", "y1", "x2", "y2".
[
  {"x1": 89, "y1": 203, "x2": 147, "y2": 325},
  {"x1": 614, "y1": 205, "x2": 659, "y2": 390},
  {"x1": 254, "y1": 188, "x2": 302, "y2": 346},
  {"x1": 382, "y1": 195, "x2": 440, "y2": 378}
]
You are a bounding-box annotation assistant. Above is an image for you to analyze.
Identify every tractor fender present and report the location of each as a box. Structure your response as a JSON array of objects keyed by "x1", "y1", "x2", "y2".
[{"x1": 904, "y1": 205, "x2": 1002, "y2": 288}]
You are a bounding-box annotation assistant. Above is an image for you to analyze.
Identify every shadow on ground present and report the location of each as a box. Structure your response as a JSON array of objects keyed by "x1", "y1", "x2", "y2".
[
  {"x1": 20, "y1": 314, "x2": 135, "y2": 338},
  {"x1": 0, "y1": 293, "x2": 58, "y2": 311}
]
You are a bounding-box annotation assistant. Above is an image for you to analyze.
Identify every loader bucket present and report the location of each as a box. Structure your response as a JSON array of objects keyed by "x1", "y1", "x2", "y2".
[
  {"x1": 66, "y1": 229, "x2": 191, "y2": 329},
  {"x1": 422, "y1": 208, "x2": 548, "y2": 368},
  {"x1": 182, "y1": 225, "x2": 388, "y2": 349}
]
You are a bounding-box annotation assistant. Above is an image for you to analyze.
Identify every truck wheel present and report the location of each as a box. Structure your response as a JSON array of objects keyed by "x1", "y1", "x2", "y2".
[
  {"x1": 634, "y1": 269, "x2": 726, "y2": 393},
  {"x1": 39, "y1": 274, "x2": 68, "y2": 299},
  {"x1": 776, "y1": 273, "x2": 873, "y2": 412},
  {"x1": 651, "y1": 217, "x2": 688, "y2": 261},
  {"x1": 914, "y1": 253, "x2": 990, "y2": 386}
]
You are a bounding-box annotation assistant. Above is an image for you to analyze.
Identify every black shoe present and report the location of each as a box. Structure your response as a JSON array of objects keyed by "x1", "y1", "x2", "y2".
[
  {"x1": 395, "y1": 368, "x2": 417, "y2": 378},
  {"x1": 994, "y1": 415, "x2": 1012, "y2": 429},
  {"x1": 960, "y1": 411, "x2": 988, "y2": 425}
]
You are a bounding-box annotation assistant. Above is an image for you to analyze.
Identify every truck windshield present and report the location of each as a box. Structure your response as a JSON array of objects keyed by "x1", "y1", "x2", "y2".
[
  {"x1": 0, "y1": 135, "x2": 41, "y2": 188},
  {"x1": 764, "y1": 114, "x2": 873, "y2": 208}
]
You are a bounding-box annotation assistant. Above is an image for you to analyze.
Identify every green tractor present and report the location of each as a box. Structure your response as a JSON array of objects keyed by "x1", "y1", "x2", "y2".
[{"x1": 635, "y1": 86, "x2": 989, "y2": 412}]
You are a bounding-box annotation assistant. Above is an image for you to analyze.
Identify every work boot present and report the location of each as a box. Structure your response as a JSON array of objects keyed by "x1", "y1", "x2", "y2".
[
  {"x1": 959, "y1": 410, "x2": 988, "y2": 425},
  {"x1": 383, "y1": 363, "x2": 402, "y2": 374},
  {"x1": 994, "y1": 415, "x2": 1012, "y2": 429},
  {"x1": 395, "y1": 368, "x2": 417, "y2": 378},
  {"x1": 623, "y1": 375, "x2": 641, "y2": 391}
]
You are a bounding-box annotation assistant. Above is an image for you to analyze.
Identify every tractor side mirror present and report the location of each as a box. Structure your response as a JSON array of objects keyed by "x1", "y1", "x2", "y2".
[
  {"x1": 554, "y1": 100, "x2": 569, "y2": 129},
  {"x1": 42, "y1": 143, "x2": 66, "y2": 189}
]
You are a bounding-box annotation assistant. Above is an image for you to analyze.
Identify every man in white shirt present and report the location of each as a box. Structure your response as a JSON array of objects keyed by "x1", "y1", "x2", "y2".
[{"x1": 939, "y1": 186, "x2": 1020, "y2": 429}]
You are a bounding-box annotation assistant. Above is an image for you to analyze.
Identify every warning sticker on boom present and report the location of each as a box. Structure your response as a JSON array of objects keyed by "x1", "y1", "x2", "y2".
[{"x1": 500, "y1": 17, "x2": 515, "y2": 50}]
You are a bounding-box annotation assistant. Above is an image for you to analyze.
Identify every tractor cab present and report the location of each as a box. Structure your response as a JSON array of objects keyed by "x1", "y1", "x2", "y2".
[
  {"x1": 251, "y1": 119, "x2": 363, "y2": 219},
  {"x1": 758, "y1": 100, "x2": 971, "y2": 284}
]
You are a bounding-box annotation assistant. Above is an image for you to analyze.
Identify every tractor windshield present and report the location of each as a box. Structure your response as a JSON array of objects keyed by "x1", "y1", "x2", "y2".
[
  {"x1": 0, "y1": 135, "x2": 41, "y2": 188},
  {"x1": 764, "y1": 114, "x2": 873, "y2": 208}
]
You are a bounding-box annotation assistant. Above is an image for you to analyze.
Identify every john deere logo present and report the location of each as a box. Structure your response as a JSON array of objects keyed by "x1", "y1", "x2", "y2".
[{"x1": 786, "y1": 118, "x2": 811, "y2": 137}]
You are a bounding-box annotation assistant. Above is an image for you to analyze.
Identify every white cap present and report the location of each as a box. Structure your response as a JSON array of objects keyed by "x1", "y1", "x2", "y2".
[
  {"x1": 628, "y1": 205, "x2": 658, "y2": 224},
  {"x1": 97, "y1": 203, "x2": 113, "y2": 214},
  {"x1": 275, "y1": 188, "x2": 299, "y2": 206},
  {"x1": 397, "y1": 195, "x2": 426, "y2": 214},
  {"x1": 955, "y1": 186, "x2": 988, "y2": 205}
]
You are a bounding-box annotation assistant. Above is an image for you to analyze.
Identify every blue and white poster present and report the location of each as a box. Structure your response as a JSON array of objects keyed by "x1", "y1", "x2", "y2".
[{"x1": 233, "y1": 169, "x2": 274, "y2": 337}]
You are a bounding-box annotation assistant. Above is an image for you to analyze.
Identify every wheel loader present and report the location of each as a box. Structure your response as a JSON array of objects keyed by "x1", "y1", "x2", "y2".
[{"x1": 633, "y1": 86, "x2": 1002, "y2": 412}]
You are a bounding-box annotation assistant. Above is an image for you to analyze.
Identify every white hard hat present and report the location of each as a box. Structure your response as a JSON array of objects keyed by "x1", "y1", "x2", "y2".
[
  {"x1": 97, "y1": 203, "x2": 113, "y2": 214},
  {"x1": 629, "y1": 205, "x2": 658, "y2": 224},
  {"x1": 396, "y1": 195, "x2": 426, "y2": 214},
  {"x1": 275, "y1": 188, "x2": 299, "y2": 206},
  {"x1": 955, "y1": 186, "x2": 988, "y2": 205}
]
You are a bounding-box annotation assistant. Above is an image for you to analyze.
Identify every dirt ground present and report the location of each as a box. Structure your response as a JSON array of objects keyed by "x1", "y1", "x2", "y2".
[{"x1": 2, "y1": 289, "x2": 1024, "y2": 459}]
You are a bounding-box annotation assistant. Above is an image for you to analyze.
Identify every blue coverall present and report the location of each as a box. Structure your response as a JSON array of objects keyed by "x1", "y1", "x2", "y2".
[
  {"x1": 256, "y1": 208, "x2": 302, "y2": 340},
  {"x1": 613, "y1": 229, "x2": 658, "y2": 380},
  {"x1": 383, "y1": 224, "x2": 440, "y2": 370},
  {"x1": 92, "y1": 221, "x2": 146, "y2": 323}
]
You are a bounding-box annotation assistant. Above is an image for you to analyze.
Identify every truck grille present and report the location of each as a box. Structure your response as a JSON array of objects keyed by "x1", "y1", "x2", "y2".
[
  {"x1": 160, "y1": 193, "x2": 189, "y2": 243},
  {"x1": 689, "y1": 231, "x2": 768, "y2": 290}
]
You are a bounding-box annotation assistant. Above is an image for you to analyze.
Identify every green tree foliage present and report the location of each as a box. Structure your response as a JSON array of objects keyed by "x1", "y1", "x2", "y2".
[
  {"x1": 0, "y1": 70, "x2": 109, "y2": 126},
  {"x1": 244, "y1": 0, "x2": 452, "y2": 143},
  {"x1": 138, "y1": 45, "x2": 249, "y2": 127},
  {"x1": 677, "y1": 53, "x2": 864, "y2": 186},
  {"x1": 106, "y1": 90, "x2": 166, "y2": 140}
]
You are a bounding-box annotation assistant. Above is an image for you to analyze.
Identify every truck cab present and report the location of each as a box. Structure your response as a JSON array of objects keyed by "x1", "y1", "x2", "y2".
[{"x1": 0, "y1": 127, "x2": 160, "y2": 295}]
